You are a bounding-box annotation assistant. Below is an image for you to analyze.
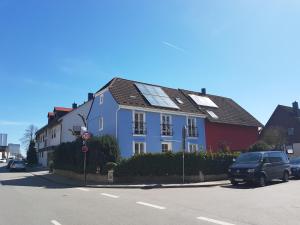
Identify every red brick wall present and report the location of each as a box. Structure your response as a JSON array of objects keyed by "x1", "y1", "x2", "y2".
[{"x1": 205, "y1": 121, "x2": 259, "y2": 152}]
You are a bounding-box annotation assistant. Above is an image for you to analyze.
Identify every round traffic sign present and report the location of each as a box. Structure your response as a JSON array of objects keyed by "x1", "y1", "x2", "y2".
[{"x1": 82, "y1": 145, "x2": 89, "y2": 153}]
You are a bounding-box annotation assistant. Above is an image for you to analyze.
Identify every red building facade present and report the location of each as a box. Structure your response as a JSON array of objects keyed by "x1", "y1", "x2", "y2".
[{"x1": 205, "y1": 121, "x2": 260, "y2": 152}]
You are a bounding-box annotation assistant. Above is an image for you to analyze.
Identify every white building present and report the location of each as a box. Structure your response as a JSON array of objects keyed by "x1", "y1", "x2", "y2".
[{"x1": 36, "y1": 94, "x2": 93, "y2": 167}]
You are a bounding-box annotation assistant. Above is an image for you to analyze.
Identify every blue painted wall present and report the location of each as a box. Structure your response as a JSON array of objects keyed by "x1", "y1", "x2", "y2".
[
  {"x1": 88, "y1": 90, "x2": 206, "y2": 158},
  {"x1": 87, "y1": 90, "x2": 119, "y2": 137},
  {"x1": 117, "y1": 109, "x2": 206, "y2": 158}
]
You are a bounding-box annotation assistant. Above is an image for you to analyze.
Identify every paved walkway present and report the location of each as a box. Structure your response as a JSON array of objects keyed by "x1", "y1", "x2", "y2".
[{"x1": 29, "y1": 170, "x2": 230, "y2": 189}]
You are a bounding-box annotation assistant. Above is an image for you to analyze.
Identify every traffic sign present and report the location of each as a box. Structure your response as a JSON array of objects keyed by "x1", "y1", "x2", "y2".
[{"x1": 82, "y1": 145, "x2": 89, "y2": 153}]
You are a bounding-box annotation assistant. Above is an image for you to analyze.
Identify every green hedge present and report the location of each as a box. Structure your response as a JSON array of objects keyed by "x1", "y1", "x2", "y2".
[
  {"x1": 114, "y1": 151, "x2": 239, "y2": 177},
  {"x1": 53, "y1": 135, "x2": 120, "y2": 174}
]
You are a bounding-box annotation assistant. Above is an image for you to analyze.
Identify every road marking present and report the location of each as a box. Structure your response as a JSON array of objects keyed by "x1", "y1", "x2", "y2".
[
  {"x1": 101, "y1": 193, "x2": 119, "y2": 198},
  {"x1": 197, "y1": 217, "x2": 235, "y2": 225},
  {"x1": 76, "y1": 187, "x2": 89, "y2": 192},
  {"x1": 51, "y1": 220, "x2": 62, "y2": 225},
  {"x1": 136, "y1": 201, "x2": 166, "y2": 210}
]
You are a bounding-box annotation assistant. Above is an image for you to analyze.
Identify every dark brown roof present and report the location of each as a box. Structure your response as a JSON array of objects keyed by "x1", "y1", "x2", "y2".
[
  {"x1": 264, "y1": 105, "x2": 300, "y2": 143},
  {"x1": 180, "y1": 89, "x2": 262, "y2": 127},
  {"x1": 106, "y1": 78, "x2": 203, "y2": 115},
  {"x1": 97, "y1": 77, "x2": 262, "y2": 127}
]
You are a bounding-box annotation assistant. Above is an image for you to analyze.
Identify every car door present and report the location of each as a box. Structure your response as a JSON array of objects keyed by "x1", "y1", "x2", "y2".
[{"x1": 262, "y1": 153, "x2": 275, "y2": 180}]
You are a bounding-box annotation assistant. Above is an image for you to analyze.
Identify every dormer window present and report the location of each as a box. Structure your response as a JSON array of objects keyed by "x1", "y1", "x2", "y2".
[{"x1": 99, "y1": 94, "x2": 104, "y2": 105}]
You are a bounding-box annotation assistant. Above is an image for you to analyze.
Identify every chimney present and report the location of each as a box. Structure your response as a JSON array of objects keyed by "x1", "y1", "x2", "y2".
[
  {"x1": 201, "y1": 88, "x2": 206, "y2": 95},
  {"x1": 72, "y1": 102, "x2": 78, "y2": 109},
  {"x1": 293, "y1": 101, "x2": 299, "y2": 116},
  {"x1": 88, "y1": 93, "x2": 94, "y2": 101}
]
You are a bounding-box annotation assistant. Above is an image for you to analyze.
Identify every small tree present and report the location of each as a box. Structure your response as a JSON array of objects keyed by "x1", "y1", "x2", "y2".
[
  {"x1": 260, "y1": 127, "x2": 286, "y2": 149},
  {"x1": 21, "y1": 124, "x2": 38, "y2": 149},
  {"x1": 26, "y1": 140, "x2": 38, "y2": 165}
]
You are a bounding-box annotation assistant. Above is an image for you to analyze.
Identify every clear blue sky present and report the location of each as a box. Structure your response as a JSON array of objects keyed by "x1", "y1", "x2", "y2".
[{"x1": 1, "y1": 0, "x2": 300, "y2": 152}]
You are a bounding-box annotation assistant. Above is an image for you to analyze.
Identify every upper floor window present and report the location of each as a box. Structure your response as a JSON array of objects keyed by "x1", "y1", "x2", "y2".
[
  {"x1": 99, "y1": 94, "x2": 104, "y2": 105},
  {"x1": 133, "y1": 112, "x2": 146, "y2": 135},
  {"x1": 161, "y1": 115, "x2": 173, "y2": 136},
  {"x1": 187, "y1": 117, "x2": 198, "y2": 137},
  {"x1": 134, "y1": 142, "x2": 146, "y2": 155}
]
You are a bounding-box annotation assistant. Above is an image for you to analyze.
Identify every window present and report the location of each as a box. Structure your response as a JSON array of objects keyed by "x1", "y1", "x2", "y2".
[
  {"x1": 162, "y1": 142, "x2": 172, "y2": 152},
  {"x1": 187, "y1": 117, "x2": 198, "y2": 137},
  {"x1": 288, "y1": 128, "x2": 294, "y2": 136},
  {"x1": 99, "y1": 117, "x2": 104, "y2": 131},
  {"x1": 99, "y1": 94, "x2": 104, "y2": 104},
  {"x1": 161, "y1": 114, "x2": 172, "y2": 136},
  {"x1": 188, "y1": 143, "x2": 198, "y2": 153},
  {"x1": 206, "y1": 110, "x2": 219, "y2": 119},
  {"x1": 176, "y1": 97, "x2": 183, "y2": 104},
  {"x1": 133, "y1": 112, "x2": 146, "y2": 135},
  {"x1": 134, "y1": 142, "x2": 146, "y2": 155}
]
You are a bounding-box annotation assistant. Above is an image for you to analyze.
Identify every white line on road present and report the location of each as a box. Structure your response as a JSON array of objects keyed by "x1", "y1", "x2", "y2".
[
  {"x1": 197, "y1": 217, "x2": 235, "y2": 225},
  {"x1": 76, "y1": 187, "x2": 89, "y2": 192},
  {"x1": 101, "y1": 193, "x2": 119, "y2": 198},
  {"x1": 51, "y1": 220, "x2": 62, "y2": 225},
  {"x1": 136, "y1": 201, "x2": 166, "y2": 210}
]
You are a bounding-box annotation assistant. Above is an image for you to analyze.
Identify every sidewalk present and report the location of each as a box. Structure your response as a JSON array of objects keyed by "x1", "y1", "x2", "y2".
[{"x1": 29, "y1": 170, "x2": 230, "y2": 189}]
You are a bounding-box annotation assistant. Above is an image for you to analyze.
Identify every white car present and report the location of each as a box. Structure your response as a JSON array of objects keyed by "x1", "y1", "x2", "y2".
[{"x1": 0, "y1": 158, "x2": 7, "y2": 163}]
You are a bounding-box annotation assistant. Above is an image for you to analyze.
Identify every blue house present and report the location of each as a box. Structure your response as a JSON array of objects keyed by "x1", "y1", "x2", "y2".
[{"x1": 87, "y1": 78, "x2": 206, "y2": 158}]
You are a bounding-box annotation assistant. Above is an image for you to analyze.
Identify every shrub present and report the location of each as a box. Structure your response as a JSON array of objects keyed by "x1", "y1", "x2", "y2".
[
  {"x1": 248, "y1": 141, "x2": 272, "y2": 152},
  {"x1": 53, "y1": 135, "x2": 120, "y2": 174},
  {"x1": 114, "y1": 151, "x2": 239, "y2": 177}
]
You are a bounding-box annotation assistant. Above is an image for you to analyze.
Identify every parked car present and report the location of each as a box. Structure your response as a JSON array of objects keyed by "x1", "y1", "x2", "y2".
[
  {"x1": 228, "y1": 151, "x2": 290, "y2": 187},
  {"x1": 6, "y1": 159, "x2": 14, "y2": 169},
  {"x1": 0, "y1": 158, "x2": 7, "y2": 163},
  {"x1": 9, "y1": 160, "x2": 26, "y2": 172},
  {"x1": 290, "y1": 157, "x2": 300, "y2": 178}
]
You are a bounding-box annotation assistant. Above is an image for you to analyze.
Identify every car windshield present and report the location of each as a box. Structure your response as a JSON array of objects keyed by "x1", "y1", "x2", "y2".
[
  {"x1": 236, "y1": 153, "x2": 262, "y2": 164},
  {"x1": 290, "y1": 157, "x2": 300, "y2": 164},
  {"x1": 13, "y1": 161, "x2": 24, "y2": 165}
]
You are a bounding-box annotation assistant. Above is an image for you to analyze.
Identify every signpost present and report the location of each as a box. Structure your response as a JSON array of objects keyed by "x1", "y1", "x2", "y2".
[{"x1": 81, "y1": 131, "x2": 90, "y2": 186}]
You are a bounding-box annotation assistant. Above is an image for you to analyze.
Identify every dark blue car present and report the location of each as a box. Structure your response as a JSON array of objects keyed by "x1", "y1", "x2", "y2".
[
  {"x1": 228, "y1": 151, "x2": 290, "y2": 187},
  {"x1": 290, "y1": 157, "x2": 300, "y2": 178}
]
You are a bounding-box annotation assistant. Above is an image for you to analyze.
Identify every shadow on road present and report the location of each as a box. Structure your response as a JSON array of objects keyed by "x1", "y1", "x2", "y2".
[
  {"x1": 0, "y1": 165, "x2": 78, "y2": 189},
  {"x1": 220, "y1": 180, "x2": 287, "y2": 189}
]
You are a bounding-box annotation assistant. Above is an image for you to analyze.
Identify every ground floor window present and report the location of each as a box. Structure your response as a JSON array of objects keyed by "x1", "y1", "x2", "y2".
[
  {"x1": 188, "y1": 143, "x2": 198, "y2": 153},
  {"x1": 133, "y1": 142, "x2": 146, "y2": 155},
  {"x1": 162, "y1": 142, "x2": 172, "y2": 152}
]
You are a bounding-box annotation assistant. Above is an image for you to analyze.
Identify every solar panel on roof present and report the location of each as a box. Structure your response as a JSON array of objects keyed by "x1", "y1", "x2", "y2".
[
  {"x1": 135, "y1": 83, "x2": 179, "y2": 109},
  {"x1": 189, "y1": 94, "x2": 218, "y2": 108}
]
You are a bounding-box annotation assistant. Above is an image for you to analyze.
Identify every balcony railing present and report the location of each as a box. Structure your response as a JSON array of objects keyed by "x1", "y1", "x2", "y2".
[
  {"x1": 161, "y1": 124, "x2": 173, "y2": 136},
  {"x1": 132, "y1": 122, "x2": 147, "y2": 135},
  {"x1": 187, "y1": 126, "x2": 198, "y2": 137}
]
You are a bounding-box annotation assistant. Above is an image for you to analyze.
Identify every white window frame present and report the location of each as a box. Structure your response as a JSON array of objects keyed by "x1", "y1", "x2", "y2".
[
  {"x1": 161, "y1": 114, "x2": 172, "y2": 136},
  {"x1": 188, "y1": 143, "x2": 198, "y2": 153},
  {"x1": 133, "y1": 142, "x2": 146, "y2": 155},
  {"x1": 99, "y1": 94, "x2": 104, "y2": 105},
  {"x1": 99, "y1": 117, "x2": 104, "y2": 131},
  {"x1": 133, "y1": 111, "x2": 146, "y2": 136},
  {"x1": 187, "y1": 117, "x2": 197, "y2": 138},
  {"x1": 161, "y1": 142, "x2": 172, "y2": 152}
]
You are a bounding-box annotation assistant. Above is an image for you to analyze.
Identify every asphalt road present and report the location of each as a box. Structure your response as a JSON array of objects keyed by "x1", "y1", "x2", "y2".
[{"x1": 0, "y1": 165, "x2": 299, "y2": 225}]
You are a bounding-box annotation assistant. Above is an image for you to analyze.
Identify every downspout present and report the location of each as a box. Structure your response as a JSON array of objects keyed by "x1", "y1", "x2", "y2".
[{"x1": 116, "y1": 106, "x2": 120, "y2": 139}]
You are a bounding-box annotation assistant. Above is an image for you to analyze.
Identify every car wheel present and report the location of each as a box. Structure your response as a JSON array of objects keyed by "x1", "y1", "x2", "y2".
[
  {"x1": 230, "y1": 179, "x2": 238, "y2": 186},
  {"x1": 258, "y1": 175, "x2": 266, "y2": 187},
  {"x1": 283, "y1": 171, "x2": 289, "y2": 182}
]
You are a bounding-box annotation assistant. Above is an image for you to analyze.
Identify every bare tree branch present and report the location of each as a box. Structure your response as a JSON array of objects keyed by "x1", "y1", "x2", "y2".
[{"x1": 20, "y1": 124, "x2": 38, "y2": 149}]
